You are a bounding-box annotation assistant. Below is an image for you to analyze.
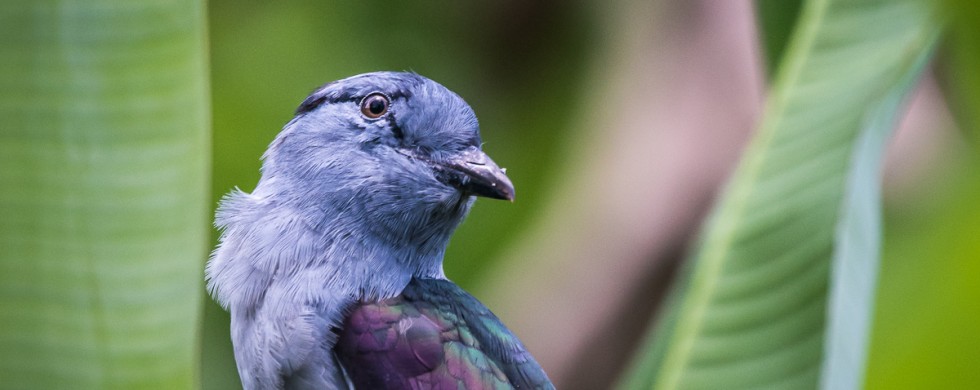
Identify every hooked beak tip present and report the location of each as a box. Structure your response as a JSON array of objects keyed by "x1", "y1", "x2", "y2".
[{"x1": 434, "y1": 148, "x2": 515, "y2": 202}]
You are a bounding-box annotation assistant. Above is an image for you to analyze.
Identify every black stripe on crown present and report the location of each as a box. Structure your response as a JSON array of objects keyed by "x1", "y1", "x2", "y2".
[
  {"x1": 295, "y1": 88, "x2": 416, "y2": 115},
  {"x1": 294, "y1": 73, "x2": 424, "y2": 115}
]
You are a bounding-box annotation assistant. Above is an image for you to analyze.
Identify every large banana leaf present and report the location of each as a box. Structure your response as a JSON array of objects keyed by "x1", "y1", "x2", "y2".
[
  {"x1": 0, "y1": 1, "x2": 209, "y2": 389},
  {"x1": 622, "y1": 0, "x2": 938, "y2": 389}
]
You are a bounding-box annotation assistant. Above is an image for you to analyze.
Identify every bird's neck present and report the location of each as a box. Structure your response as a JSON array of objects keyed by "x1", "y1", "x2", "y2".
[{"x1": 207, "y1": 180, "x2": 470, "y2": 314}]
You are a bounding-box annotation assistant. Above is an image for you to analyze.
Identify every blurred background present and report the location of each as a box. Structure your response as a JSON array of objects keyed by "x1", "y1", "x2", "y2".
[
  {"x1": 204, "y1": 1, "x2": 979, "y2": 389},
  {"x1": 2, "y1": 0, "x2": 977, "y2": 389}
]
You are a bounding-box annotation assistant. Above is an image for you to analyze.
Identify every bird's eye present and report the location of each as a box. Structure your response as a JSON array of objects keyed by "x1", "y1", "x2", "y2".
[{"x1": 359, "y1": 93, "x2": 390, "y2": 119}]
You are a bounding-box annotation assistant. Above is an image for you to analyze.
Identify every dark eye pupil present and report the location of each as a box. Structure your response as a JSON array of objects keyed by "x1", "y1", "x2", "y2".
[
  {"x1": 360, "y1": 93, "x2": 390, "y2": 118},
  {"x1": 368, "y1": 98, "x2": 385, "y2": 114}
]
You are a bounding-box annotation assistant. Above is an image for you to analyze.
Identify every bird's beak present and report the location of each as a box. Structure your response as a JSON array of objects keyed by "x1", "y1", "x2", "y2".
[{"x1": 433, "y1": 147, "x2": 515, "y2": 201}]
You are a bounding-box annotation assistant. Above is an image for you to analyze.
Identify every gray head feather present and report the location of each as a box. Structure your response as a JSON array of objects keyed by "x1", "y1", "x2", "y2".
[
  {"x1": 207, "y1": 72, "x2": 490, "y2": 308},
  {"x1": 204, "y1": 72, "x2": 512, "y2": 388}
]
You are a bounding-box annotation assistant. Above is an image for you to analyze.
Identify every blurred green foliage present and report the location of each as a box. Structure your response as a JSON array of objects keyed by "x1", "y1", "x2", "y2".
[
  {"x1": 940, "y1": 0, "x2": 980, "y2": 145},
  {"x1": 867, "y1": 158, "x2": 980, "y2": 388},
  {"x1": 754, "y1": 0, "x2": 804, "y2": 77}
]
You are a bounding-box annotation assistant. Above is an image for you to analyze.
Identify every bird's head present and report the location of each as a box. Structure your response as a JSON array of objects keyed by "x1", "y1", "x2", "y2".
[{"x1": 255, "y1": 72, "x2": 512, "y2": 253}]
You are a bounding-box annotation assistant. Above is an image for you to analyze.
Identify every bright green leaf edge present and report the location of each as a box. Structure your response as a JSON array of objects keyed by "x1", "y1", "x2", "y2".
[
  {"x1": 620, "y1": 0, "x2": 940, "y2": 389},
  {"x1": 818, "y1": 31, "x2": 938, "y2": 390}
]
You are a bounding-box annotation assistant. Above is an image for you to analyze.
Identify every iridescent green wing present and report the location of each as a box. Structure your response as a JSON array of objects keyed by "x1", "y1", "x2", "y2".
[{"x1": 336, "y1": 277, "x2": 554, "y2": 389}]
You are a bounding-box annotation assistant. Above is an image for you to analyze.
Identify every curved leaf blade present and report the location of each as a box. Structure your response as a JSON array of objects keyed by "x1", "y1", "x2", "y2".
[
  {"x1": 622, "y1": 0, "x2": 939, "y2": 389},
  {"x1": 819, "y1": 40, "x2": 935, "y2": 389}
]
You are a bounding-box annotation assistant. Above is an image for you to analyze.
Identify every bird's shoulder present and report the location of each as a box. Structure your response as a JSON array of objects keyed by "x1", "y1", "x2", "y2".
[{"x1": 335, "y1": 277, "x2": 554, "y2": 389}]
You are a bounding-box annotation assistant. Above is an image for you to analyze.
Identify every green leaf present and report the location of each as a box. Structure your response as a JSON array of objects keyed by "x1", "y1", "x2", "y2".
[
  {"x1": 0, "y1": 1, "x2": 210, "y2": 389},
  {"x1": 621, "y1": 0, "x2": 939, "y2": 389},
  {"x1": 819, "y1": 41, "x2": 935, "y2": 389}
]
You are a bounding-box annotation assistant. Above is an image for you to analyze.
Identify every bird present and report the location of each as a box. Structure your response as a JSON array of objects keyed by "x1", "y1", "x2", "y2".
[{"x1": 206, "y1": 72, "x2": 554, "y2": 390}]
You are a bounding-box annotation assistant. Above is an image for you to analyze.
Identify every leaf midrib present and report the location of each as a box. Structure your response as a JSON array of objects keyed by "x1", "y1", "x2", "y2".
[{"x1": 651, "y1": 0, "x2": 831, "y2": 388}]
